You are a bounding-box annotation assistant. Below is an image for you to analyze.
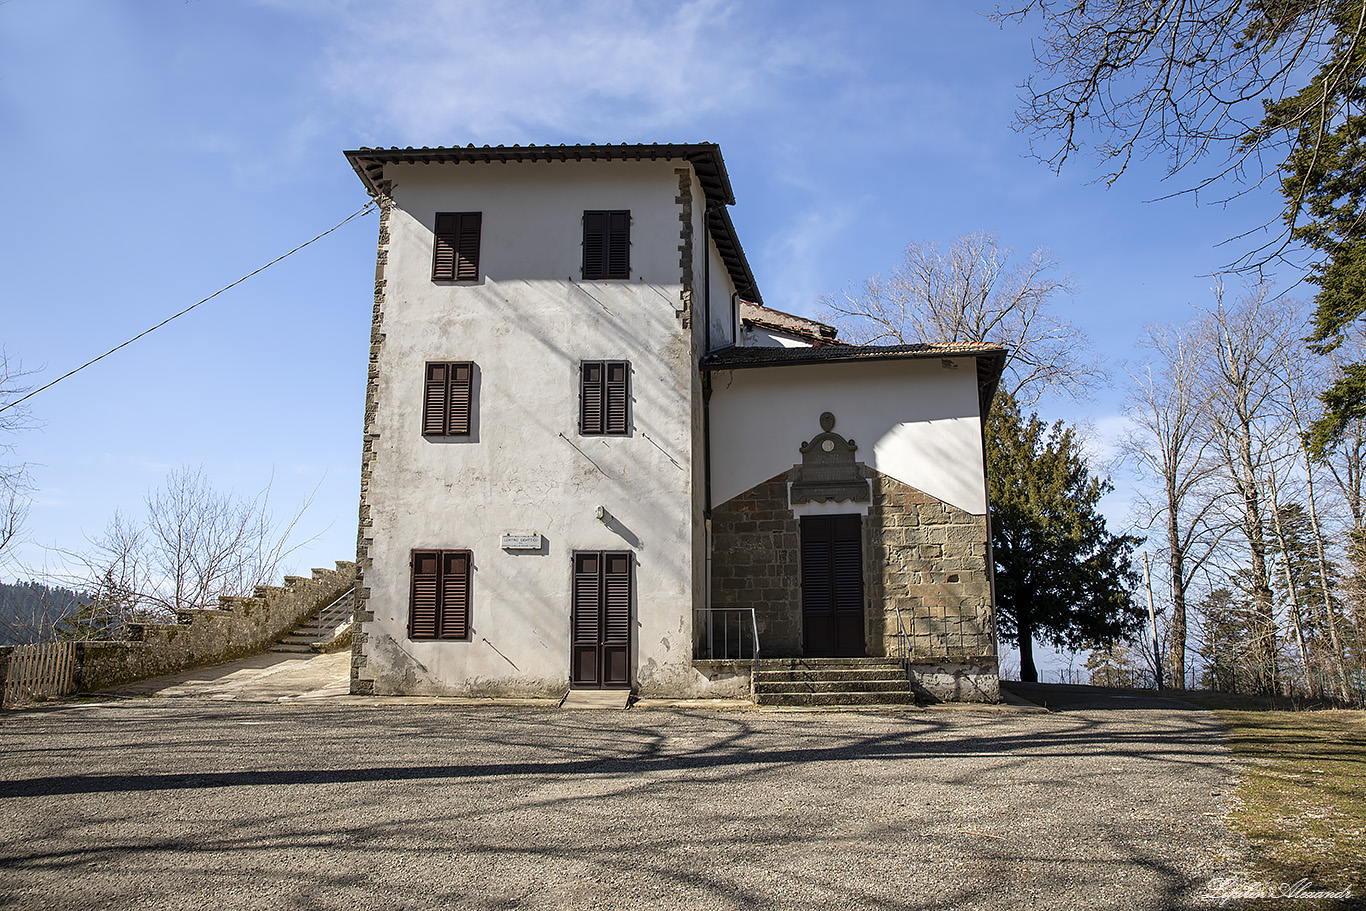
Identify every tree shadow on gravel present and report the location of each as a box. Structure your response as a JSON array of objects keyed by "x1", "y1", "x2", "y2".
[{"x1": 0, "y1": 701, "x2": 1241, "y2": 910}]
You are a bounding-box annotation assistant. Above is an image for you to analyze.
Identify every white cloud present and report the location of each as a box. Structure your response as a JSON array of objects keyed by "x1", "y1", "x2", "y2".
[
  {"x1": 273, "y1": 0, "x2": 817, "y2": 143},
  {"x1": 759, "y1": 202, "x2": 861, "y2": 315},
  {"x1": 1078, "y1": 412, "x2": 1134, "y2": 470}
]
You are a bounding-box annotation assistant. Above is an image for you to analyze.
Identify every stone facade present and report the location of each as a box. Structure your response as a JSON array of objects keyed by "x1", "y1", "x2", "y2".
[
  {"x1": 866, "y1": 473, "x2": 995, "y2": 659},
  {"x1": 710, "y1": 472, "x2": 803, "y2": 656},
  {"x1": 709, "y1": 467, "x2": 997, "y2": 698},
  {"x1": 350, "y1": 196, "x2": 391, "y2": 697}
]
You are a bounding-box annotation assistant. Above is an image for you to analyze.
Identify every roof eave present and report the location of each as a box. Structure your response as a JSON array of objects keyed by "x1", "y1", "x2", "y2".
[
  {"x1": 702, "y1": 344, "x2": 1010, "y2": 419},
  {"x1": 341, "y1": 142, "x2": 761, "y2": 304}
]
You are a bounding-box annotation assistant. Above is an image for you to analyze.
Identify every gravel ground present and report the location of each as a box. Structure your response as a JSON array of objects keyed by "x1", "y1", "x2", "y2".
[{"x1": 0, "y1": 690, "x2": 1245, "y2": 911}]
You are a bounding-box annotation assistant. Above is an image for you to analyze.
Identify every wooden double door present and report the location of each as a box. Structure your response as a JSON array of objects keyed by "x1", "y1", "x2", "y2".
[
  {"x1": 801, "y1": 515, "x2": 866, "y2": 657},
  {"x1": 570, "y1": 551, "x2": 632, "y2": 688}
]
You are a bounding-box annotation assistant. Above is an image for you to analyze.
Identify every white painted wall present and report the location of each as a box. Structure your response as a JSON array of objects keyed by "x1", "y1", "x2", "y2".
[
  {"x1": 709, "y1": 357, "x2": 988, "y2": 515},
  {"x1": 363, "y1": 158, "x2": 708, "y2": 696},
  {"x1": 705, "y1": 230, "x2": 736, "y2": 350},
  {"x1": 743, "y1": 326, "x2": 814, "y2": 348}
]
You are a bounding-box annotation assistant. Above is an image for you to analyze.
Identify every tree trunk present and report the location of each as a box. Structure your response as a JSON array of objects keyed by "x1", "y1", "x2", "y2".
[
  {"x1": 1302, "y1": 448, "x2": 1354, "y2": 703},
  {"x1": 1018, "y1": 624, "x2": 1038, "y2": 683},
  {"x1": 1235, "y1": 413, "x2": 1278, "y2": 694},
  {"x1": 1270, "y1": 499, "x2": 1316, "y2": 698},
  {"x1": 1166, "y1": 497, "x2": 1187, "y2": 689}
]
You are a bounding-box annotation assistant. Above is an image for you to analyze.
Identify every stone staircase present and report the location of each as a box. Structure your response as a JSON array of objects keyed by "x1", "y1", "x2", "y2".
[
  {"x1": 752, "y1": 657, "x2": 917, "y2": 707},
  {"x1": 269, "y1": 585, "x2": 356, "y2": 655}
]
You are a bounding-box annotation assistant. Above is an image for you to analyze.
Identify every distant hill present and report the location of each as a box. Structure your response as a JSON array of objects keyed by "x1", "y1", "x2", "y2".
[{"x1": 0, "y1": 581, "x2": 85, "y2": 646}]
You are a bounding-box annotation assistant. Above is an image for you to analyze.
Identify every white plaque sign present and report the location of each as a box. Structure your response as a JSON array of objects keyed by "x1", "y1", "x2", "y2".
[{"x1": 501, "y1": 533, "x2": 543, "y2": 551}]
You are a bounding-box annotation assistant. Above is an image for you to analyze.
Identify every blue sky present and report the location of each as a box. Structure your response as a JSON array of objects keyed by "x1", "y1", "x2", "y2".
[{"x1": 0, "y1": 1, "x2": 1300, "y2": 672}]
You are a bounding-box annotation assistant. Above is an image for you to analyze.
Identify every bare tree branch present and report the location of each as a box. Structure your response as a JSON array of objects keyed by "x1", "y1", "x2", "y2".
[
  {"x1": 817, "y1": 231, "x2": 1105, "y2": 404},
  {"x1": 60, "y1": 467, "x2": 316, "y2": 633},
  {"x1": 0, "y1": 349, "x2": 35, "y2": 565},
  {"x1": 998, "y1": 0, "x2": 1366, "y2": 270}
]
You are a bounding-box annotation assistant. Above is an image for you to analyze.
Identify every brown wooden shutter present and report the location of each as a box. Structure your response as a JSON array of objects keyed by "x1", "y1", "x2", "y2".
[
  {"x1": 606, "y1": 211, "x2": 630, "y2": 279},
  {"x1": 439, "y1": 551, "x2": 470, "y2": 639},
  {"x1": 801, "y1": 518, "x2": 833, "y2": 614},
  {"x1": 434, "y1": 212, "x2": 480, "y2": 281},
  {"x1": 423, "y1": 363, "x2": 449, "y2": 436},
  {"x1": 455, "y1": 213, "x2": 481, "y2": 281},
  {"x1": 410, "y1": 549, "x2": 471, "y2": 640},
  {"x1": 603, "y1": 553, "x2": 631, "y2": 638},
  {"x1": 423, "y1": 362, "x2": 473, "y2": 436},
  {"x1": 580, "y1": 361, "x2": 604, "y2": 434},
  {"x1": 583, "y1": 212, "x2": 607, "y2": 279},
  {"x1": 800, "y1": 515, "x2": 864, "y2": 657},
  {"x1": 605, "y1": 361, "x2": 628, "y2": 434},
  {"x1": 432, "y1": 213, "x2": 458, "y2": 281},
  {"x1": 571, "y1": 552, "x2": 601, "y2": 684},
  {"x1": 832, "y1": 516, "x2": 863, "y2": 616},
  {"x1": 571, "y1": 551, "x2": 632, "y2": 687},
  {"x1": 410, "y1": 550, "x2": 441, "y2": 639},
  {"x1": 446, "y1": 363, "x2": 472, "y2": 435}
]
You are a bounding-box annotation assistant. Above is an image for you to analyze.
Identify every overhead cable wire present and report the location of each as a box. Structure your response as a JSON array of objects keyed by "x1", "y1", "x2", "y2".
[{"x1": 0, "y1": 200, "x2": 378, "y2": 416}]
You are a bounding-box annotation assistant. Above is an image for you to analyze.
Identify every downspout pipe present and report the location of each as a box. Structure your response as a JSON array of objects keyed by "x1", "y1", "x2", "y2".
[
  {"x1": 701, "y1": 205, "x2": 715, "y2": 621},
  {"x1": 701, "y1": 201, "x2": 715, "y2": 519},
  {"x1": 703, "y1": 371, "x2": 713, "y2": 520}
]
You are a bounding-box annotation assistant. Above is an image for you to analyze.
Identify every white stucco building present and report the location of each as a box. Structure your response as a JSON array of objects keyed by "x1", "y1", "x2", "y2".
[{"x1": 343, "y1": 143, "x2": 1005, "y2": 703}]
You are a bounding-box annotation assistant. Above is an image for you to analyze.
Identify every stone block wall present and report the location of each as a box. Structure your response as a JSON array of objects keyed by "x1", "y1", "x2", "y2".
[
  {"x1": 710, "y1": 472, "x2": 803, "y2": 656},
  {"x1": 866, "y1": 473, "x2": 995, "y2": 660},
  {"x1": 709, "y1": 468, "x2": 997, "y2": 672},
  {"x1": 76, "y1": 562, "x2": 357, "y2": 692}
]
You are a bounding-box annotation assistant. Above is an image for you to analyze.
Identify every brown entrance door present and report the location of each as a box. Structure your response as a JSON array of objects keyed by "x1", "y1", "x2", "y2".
[
  {"x1": 571, "y1": 551, "x2": 633, "y2": 688},
  {"x1": 801, "y1": 515, "x2": 865, "y2": 657}
]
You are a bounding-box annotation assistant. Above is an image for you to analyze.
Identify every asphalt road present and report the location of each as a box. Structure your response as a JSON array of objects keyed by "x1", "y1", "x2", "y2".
[{"x1": 0, "y1": 685, "x2": 1244, "y2": 911}]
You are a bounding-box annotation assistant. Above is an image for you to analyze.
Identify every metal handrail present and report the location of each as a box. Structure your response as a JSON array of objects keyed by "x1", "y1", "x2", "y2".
[
  {"x1": 696, "y1": 608, "x2": 760, "y2": 660},
  {"x1": 892, "y1": 604, "x2": 912, "y2": 671},
  {"x1": 311, "y1": 587, "x2": 356, "y2": 644}
]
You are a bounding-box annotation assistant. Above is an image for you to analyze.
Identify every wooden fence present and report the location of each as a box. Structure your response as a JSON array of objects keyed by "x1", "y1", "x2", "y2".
[{"x1": 3, "y1": 641, "x2": 77, "y2": 706}]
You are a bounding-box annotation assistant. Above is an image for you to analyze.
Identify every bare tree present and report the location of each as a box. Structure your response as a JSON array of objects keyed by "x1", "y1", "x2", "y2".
[
  {"x1": 0, "y1": 349, "x2": 35, "y2": 564},
  {"x1": 1200, "y1": 284, "x2": 1300, "y2": 693},
  {"x1": 1267, "y1": 342, "x2": 1356, "y2": 701},
  {"x1": 818, "y1": 231, "x2": 1104, "y2": 404},
  {"x1": 997, "y1": 2, "x2": 1364, "y2": 257},
  {"x1": 70, "y1": 467, "x2": 312, "y2": 629},
  {"x1": 1122, "y1": 323, "x2": 1223, "y2": 688}
]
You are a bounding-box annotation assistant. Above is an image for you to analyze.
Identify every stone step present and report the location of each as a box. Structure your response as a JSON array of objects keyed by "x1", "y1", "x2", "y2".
[
  {"x1": 756, "y1": 690, "x2": 919, "y2": 707},
  {"x1": 268, "y1": 643, "x2": 314, "y2": 654},
  {"x1": 755, "y1": 657, "x2": 905, "y2": 670},
  {"x1": 755, "y1": 678, "x2": 912, "y2": 695},
  {"x1": 754, "y1": 667, "x2": 909, "y2": 684}
]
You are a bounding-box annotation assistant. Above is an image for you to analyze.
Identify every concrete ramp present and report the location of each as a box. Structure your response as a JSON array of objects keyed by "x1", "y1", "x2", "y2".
[{"x1": 102, "y1": 651, "x2": 351, "y2": 703}]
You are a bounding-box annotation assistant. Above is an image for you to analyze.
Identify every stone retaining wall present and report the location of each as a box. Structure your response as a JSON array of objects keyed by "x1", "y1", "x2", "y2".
[{"x1": 76, "y1": 562, "x2": 356, "y2": 692}]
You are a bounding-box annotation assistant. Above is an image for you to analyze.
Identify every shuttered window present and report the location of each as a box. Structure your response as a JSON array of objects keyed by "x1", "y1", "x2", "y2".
[
  {"x1": 432, "y1": 212, "x2": 482, "y2": 281},
  {"x1": 582, "y1": 210, "x2": 630, "y2": 279},
  {"x1": 409, "y1": 549, "x2": 471, "y2": 641},
  {"x1": 580, "y1": 360, "x2": 629, "y2": 435},
  {"x1": 422, "y1": 362, "x2": 473, "y2": 437}
]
